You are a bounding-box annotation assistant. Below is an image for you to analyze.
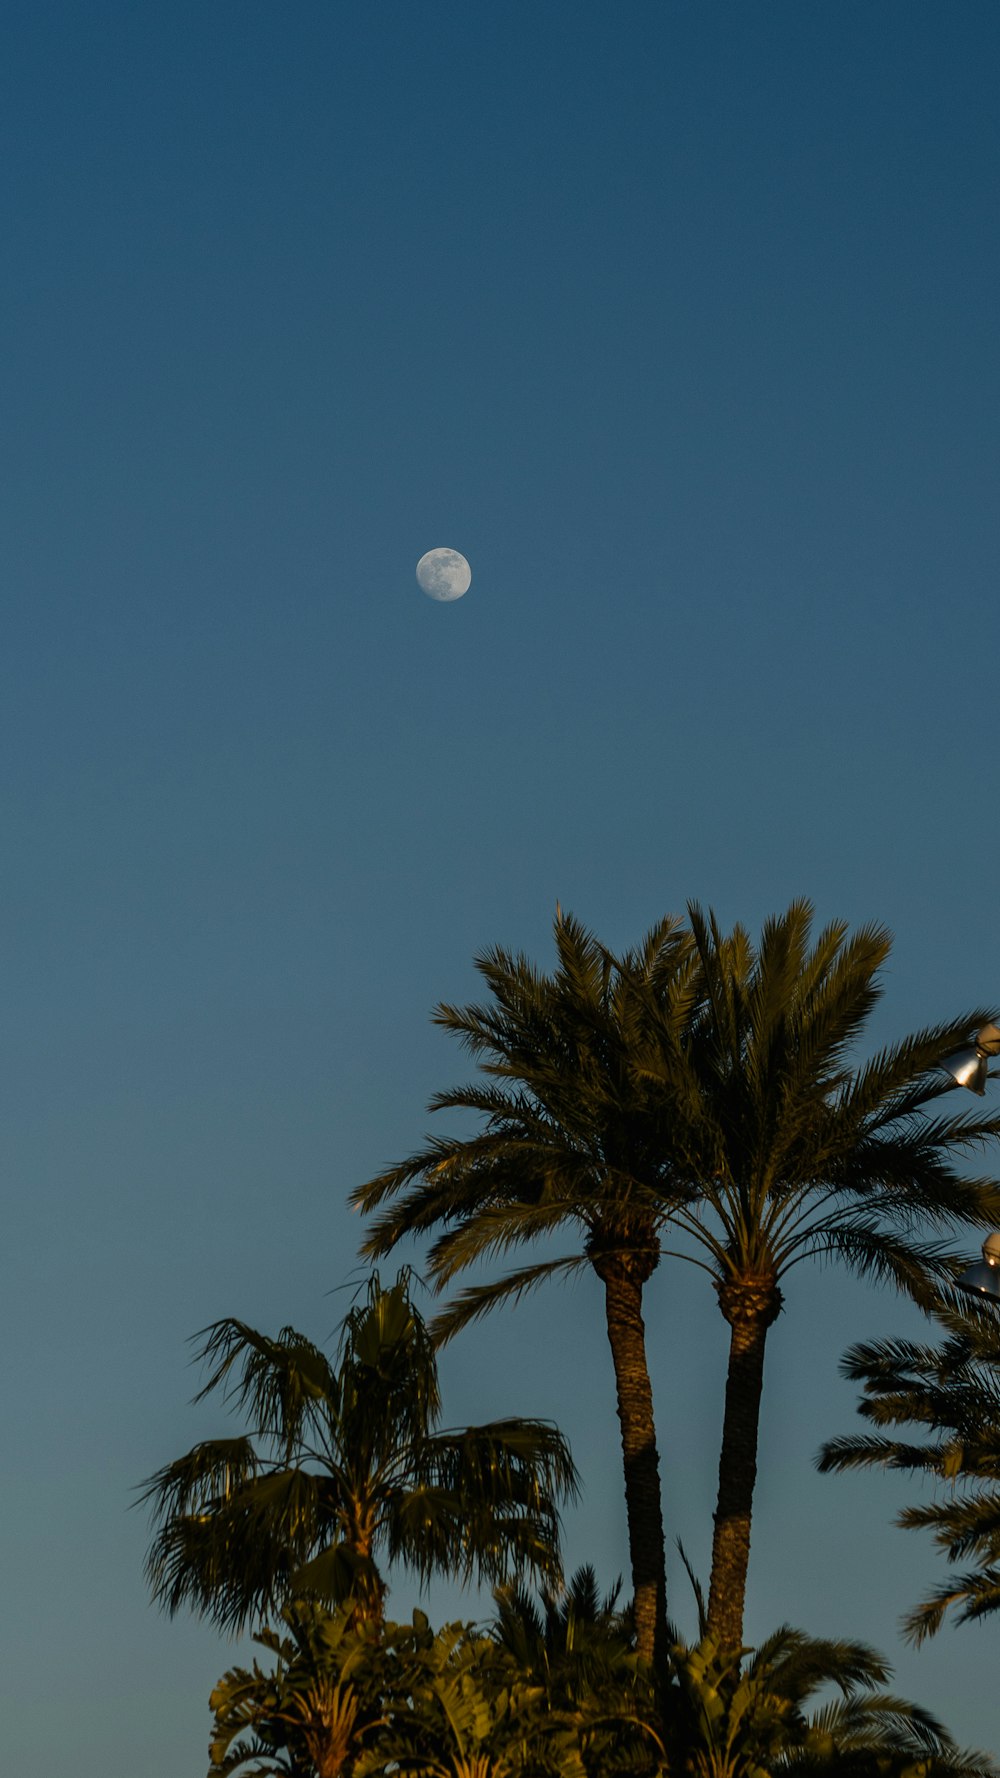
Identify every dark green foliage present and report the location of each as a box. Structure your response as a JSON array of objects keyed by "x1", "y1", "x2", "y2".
[
  {"x1": 207, "y1": 1594, "x2": 659, "y2": 1778},
  {"x1": 141, "y1": 1272, "x2": 577, "y2": 1633},
  {"x1": 355, "y1": 911, "x2": 699, "y2": 1331},
  {"x1": 819, "y1": 1286, "x2": 1000, "y2": 1640},
  {"x1": 490, "y1": 1566, "x2": 663, "y2": 1774},
  {"x1": 662, "y1": 1626, "x2": 992, "y2": 1778},
  {"x1": 655, "y1": 901, "x2": 1000, "y2": 1292},
  {"x1": 205, "y1": 1593, "x2": 996, "y2": 1778},
  {"x1": 208, "y1": 1599, "x2": 391, "y2": 1777}
]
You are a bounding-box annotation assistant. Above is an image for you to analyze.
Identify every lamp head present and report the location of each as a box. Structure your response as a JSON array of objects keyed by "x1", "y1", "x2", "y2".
[
  {"x1": 939, "y1": 1023, "x2": 1000, "y2": 1094},
  {"x1": 940, "y1": 1044, "x2": 990, "y2": 1096},
  {"x1": 956, "y1": 1232, "x2": 1000, "y2": 1302}
]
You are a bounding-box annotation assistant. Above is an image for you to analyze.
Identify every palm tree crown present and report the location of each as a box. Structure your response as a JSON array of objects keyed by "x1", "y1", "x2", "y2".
[{"x1": 141, "y1": 1271, "x2": 578, "y2": 1634}]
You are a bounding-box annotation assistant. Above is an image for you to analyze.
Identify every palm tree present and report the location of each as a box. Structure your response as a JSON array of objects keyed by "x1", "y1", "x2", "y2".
[
  {"x1": 818, "y1": 1284, "x2": 1000, "y2": 1642},
  {"x1": 648, "y1": 900, "x2": 1000, "y2": 1649},
  {"x1": 490, "y1": 1567, "x2": 662, "y2": 1777},
  {"x1": 491, "y1": 1563, "x2": 633, "y2": 1690},
  {"x1": 141, "y1": 1271, "x2": 578, "y2": 1634},
  {"x1": 351, "y1": 911, "x2": 700, "y2": 1675},
  {"x1": 355, "y1": 1616, "x2": 560, "y2": 1778},
  {"x1": 663, "y1": 1624, "x2": 991, "y2": 1778},
  {"x1": 208, "y1": 1598, "x2": 391, "y2": 1777}
]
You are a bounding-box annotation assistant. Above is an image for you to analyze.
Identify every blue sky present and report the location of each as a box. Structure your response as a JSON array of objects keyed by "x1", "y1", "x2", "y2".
[{"x1": 3, "y1": 2, "x2": 1000, "y2": 1769}]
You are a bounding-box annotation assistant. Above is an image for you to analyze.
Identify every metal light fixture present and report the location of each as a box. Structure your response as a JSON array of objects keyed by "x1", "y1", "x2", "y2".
[
  {"x1": 957, "y1": 1232, "x2": 1000, "y2": 1301},
  {"x1": 939, "y1": 1023, "x2": 1000, "y2": 1096}
]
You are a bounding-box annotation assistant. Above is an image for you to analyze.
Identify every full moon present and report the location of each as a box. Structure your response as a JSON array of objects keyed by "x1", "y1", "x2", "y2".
[{"x1": 416, "y1": 547, "x2": 472, "y2": 602}]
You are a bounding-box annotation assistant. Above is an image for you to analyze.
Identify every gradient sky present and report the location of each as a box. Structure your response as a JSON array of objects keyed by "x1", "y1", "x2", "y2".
[{"x1": 3, "y1": 3, "x2": 1000, "y2": 1769}]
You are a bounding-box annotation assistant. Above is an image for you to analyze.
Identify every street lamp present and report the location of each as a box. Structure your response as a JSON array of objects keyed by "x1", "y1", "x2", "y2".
[
  {"x1": 939, "y1": 1022, "x2": 1000, "y2": 1096},
  {"x1": 957, "y1": 1232, "x2": 1000, "y2": 1302},
  {"x1": 941, "y1": 1025, "x2": 1000, "y2": 1300}
]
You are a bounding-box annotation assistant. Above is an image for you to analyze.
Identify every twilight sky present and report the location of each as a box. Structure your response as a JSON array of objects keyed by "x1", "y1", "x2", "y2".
[{"x1": 3, "y1": 3, "x2": 1000, "y2": 1769}]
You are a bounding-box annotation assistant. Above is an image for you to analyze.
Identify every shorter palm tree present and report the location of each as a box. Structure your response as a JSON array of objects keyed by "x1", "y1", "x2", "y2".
[
  {"x1": 491, "y1": 1567, "x2": 662, "y2": 1775},
  {"x1": 664, "y1": 1625, "x2": 992, "y2": 1778},
  {"x1": 208, "y1": 1598, "x2": 390, "y2": 1777},
  {"x1": 141, "y1": 1271, "x2": 578, "y2": 1634},
  {"x1": 360, "y1": 1617, "x2": 552, "y2": 1778},
  {"x1": 818, "y1": 1285, "x2": 1000, "y2": 1641},
  {"x1": 491, "y1": 1564, "x2": 633, "y2": 1692}
]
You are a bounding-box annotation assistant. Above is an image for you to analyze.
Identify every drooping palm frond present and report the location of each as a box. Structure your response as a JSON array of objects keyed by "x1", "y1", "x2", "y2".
[
  {"x1": 192, "y1": 1323, "x2": 340, "y2": 1460},
  {"x1": 429, "y1": 1255, "x2": 592, "y2": 1347},
  {"x1": 902, "y1": 1566, "x2": 1000, "y2": 1644},
  {"x1": 744, "y1": 1626, "x2": 893, "y2": 1701}
]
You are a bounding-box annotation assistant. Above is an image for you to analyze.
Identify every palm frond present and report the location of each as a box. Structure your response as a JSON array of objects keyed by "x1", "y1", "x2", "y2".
[
  {"x1": 902, "y1": 1567, "x2": 1000, "y2": 1644},
  {"x1": 193, "y1": 1320, "x2": 338, "y2": 1457},
  {"x1": 430, "y1": 1256, "x2": 591, "y2": 1346}
]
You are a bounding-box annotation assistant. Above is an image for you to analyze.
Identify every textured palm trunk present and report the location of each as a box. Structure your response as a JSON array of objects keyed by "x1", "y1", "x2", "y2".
[
  {"x1": 590, "y1": 1242, "x2": 667, "y2": 1676},
  {"x1": 347, "y1": 1515, "x2": 386, "y2": 1630},
  {"x1": 706, "y1": 1276, "x2": 783, "y2": 1649}
]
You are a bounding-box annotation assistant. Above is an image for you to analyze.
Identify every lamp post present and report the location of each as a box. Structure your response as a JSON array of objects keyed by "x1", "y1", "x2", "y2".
[{"x1": 942, "y1": 1024, "x2": 1000, "y2": 1301}]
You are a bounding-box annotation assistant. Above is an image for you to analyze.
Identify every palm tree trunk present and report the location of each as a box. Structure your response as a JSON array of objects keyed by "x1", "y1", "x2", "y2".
[
  {"x1": 707, "y1": 1276, "x2": 782, "y2": 1649},
  {"x1": 347, "y1": 1516, "x2": 387, "y2": 1629},
  {"x1": 591, "y1": 1248, "x2": 668, "y2": 1674}
]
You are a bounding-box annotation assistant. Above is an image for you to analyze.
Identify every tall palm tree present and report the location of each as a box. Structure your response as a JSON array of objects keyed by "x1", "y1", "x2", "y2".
[
  {"x1": 141, "y1": 1271, "x2": 577, "y2": 1634},
  {"x1": 653, "y1": 900, "x2": 1000, "y2": 1650},
  {"x1": 818, "y1": 1284, "x2": 1000, "y2": 1642},
  {"x1": 352, "y1": 911, "x2": 700, "y2": 1675}
]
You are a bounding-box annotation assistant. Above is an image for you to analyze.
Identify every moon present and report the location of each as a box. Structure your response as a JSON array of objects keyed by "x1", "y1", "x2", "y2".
[{"x1": 416, "y1": 547, "x2": 472, "y2": 602}]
